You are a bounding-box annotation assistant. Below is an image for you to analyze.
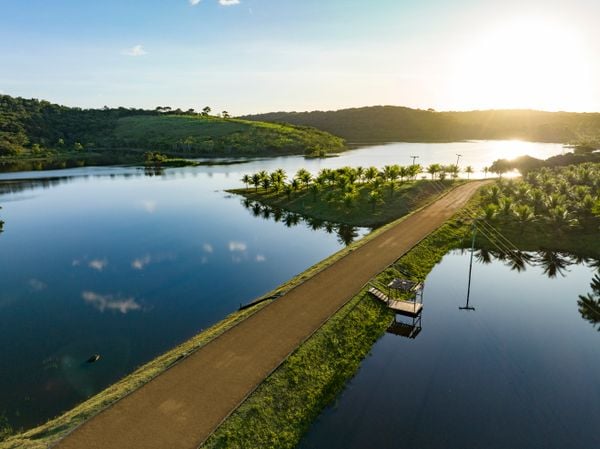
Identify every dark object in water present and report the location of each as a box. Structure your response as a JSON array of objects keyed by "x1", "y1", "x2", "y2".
[{"x1": 86, "y1": 354, "x2": 101, "y2": 364}]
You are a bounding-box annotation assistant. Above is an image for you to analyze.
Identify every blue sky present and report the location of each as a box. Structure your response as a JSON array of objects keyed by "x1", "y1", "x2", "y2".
[{"x1": 1, "y1": 0, "x2": 599, "y2": 114}]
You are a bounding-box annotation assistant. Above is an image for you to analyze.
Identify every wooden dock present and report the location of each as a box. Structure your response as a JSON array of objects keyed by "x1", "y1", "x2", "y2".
[{"x1": 368, "y1": 287, "x2": 423, "y2": 317}]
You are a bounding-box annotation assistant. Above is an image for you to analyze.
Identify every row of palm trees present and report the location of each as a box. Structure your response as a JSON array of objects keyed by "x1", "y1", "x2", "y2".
[
  {"x1": 480, "y1": 163, "x2": 600, "y2": 229},
  {"x1": 242, "y1": 164, "x2": 473, "y2": 209}
]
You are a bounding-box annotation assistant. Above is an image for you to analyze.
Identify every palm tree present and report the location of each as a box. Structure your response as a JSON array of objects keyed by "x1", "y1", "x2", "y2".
[
  {"x1": 283, "y1": 184, "x2": 294, "y2": 200},
  {"x1": 368, "y1": 190, "x2": 383, "y2": 211},
  {"x1": 408, "y1": 164, "x2": 422, "y2": 180},
  {"x1": 464, "y1": 166, "x2": 474, "y2": 180},
  {"x1": 260, "y1": 176, "x2": 271, "y2": 192},
  {"x1": 295, "y1": 168, "x2": 312, "y2": 189},
  {"x1": 241, "y1": 174, "x2": 251, "y2": 190},
  {"x1": 514, "y1": 204, "x2": 534, "y2": 229},
  {"x1": 365, "y1": 166, "x2": 378, "y2": 184},
  {"x1": 251, "y1": 173, "x2": 261, "y2": 192},
  {"x1": 427, "y1": 164, "x2": 441, "y2": 180}
]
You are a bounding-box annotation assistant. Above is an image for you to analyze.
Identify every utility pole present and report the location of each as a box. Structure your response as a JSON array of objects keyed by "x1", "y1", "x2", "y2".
[
  {"x1": 455, "y1": 154, "x2": 463, "y2": 168},
  {"x1": 460, "y1": 221, "x2": 477, "y2": 311},
  {"x1": 410, "y1": 155, "x2": 419, "y2": 166}
]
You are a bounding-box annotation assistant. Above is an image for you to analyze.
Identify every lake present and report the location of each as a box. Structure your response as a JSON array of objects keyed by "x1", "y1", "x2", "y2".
[
  {"x1": 297, "y1": 250, "x2": 600, "y2": 449},
  {"x1": 0, "y1": 141, "x2": 565, "y2": 429}
]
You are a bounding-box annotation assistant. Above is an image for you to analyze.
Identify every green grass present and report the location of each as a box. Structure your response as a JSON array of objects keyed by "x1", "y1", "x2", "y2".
[
  {"x1": 201, "y1": 199, "x2": 475, "y2": 449},
  {"x1": 233, "y1": 179, "x2": 463, "y2": 227},
  {"x1": 112, "y1": 115, "x2": 346, "y2": 157}
]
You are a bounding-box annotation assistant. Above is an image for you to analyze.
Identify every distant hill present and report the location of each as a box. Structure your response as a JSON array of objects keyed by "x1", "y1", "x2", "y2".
[
  {"x1": 0, "y1": 95, "x2": 345, "y2": 159},
  {"x1": 242, "y1": 106, "x2": 600, "y2": 144}
]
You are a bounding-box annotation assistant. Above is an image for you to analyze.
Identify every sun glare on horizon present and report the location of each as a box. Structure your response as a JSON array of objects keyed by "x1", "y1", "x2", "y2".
[{"x1": 448, "y1": 17, "x2": 593, "y2": 112}]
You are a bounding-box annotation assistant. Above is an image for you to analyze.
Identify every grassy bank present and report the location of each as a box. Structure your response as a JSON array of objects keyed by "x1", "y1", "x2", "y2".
[
  {"x1": 233, "y1": 179, "x2": 462, "y2": 227},
  {"x1": 201, "y1": 201, "x2": 475, "y2": 449}
]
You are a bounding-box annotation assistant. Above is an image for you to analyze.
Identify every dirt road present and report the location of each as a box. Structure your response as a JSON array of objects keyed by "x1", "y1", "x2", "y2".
[{"x1": 56, "y1": 181, "x2": 487, "y2": 449}]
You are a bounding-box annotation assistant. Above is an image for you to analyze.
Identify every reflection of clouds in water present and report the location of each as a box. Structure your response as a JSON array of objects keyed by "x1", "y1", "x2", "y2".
[
  {"x1": 82, "y1": 291, "x2": 141, "y2": 314},
  {"x1": 141, "y1": 200, "x2": 157, "y2": 213},
  {"x1": 72, "y1": 259, "x2": 81, "y2": 267},
  {"x1": 232, "y1": 255, "x2": 243, "y2": 264},
  {"x1": 203, "y1": 243, "x2": 214, "y2": 253},
  {"x1": 132, "y1": 255, "x2": 152, "y2": 270},
  {"x1": 28, "y1": 278, "x2": 47, "y2": 291},
  {"x1": 88, "y1": 259, "x2": 108, "y2": 271},
  {"x1": 228, "y1": 241, "x2": 247, "y2": 252},
  {"x1": 131, "y1": 253, "x2": 176, "y2": 270},
  {"x1": 256, "y1": 254, "x2": 266, "y2": 262}
]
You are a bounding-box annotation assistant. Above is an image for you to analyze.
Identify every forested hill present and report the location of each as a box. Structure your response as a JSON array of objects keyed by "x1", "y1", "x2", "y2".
[
  {"x1": 242, "y1": 106, "x2": 600, "y2": 144},
  {"x1": 0, "y1": 95, "x2": 345, "y2": 158}
]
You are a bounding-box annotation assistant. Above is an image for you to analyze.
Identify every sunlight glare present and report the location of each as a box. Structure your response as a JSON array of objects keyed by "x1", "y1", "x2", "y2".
[{"x1": 449, "y1": 17, "x2": 592, "y2": 111}]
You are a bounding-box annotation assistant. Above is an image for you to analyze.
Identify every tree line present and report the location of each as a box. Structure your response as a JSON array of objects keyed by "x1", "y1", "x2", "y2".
[{"x1": 241, "y1": 164, "x2": 474, "y2": 210}]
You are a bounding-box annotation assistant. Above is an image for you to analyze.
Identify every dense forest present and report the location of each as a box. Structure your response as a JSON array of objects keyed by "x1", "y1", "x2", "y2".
[
  {"x1": 243, "y1": 106, "x2": 600, "y2": 144},
  {"x1": 0, "y1": 95, "x2": 345, "y2": 160}
]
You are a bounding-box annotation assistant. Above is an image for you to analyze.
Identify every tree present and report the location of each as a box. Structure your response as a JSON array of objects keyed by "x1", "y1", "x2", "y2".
[
  {"x1": 464, "y1": 165, "x2": 474, "y2": 179},
  {"x1": 368, "y1": 190, "x2": 383, "y2": 211},
  {"x1": 251, "y1": 173, "x2": 261, "y2": 192},
  {"x1": 201, "y1": 106, "x2": 211, "y2": 116},
  {"x1": 241, "y1": 174, "x2": 251, "y2": 190},
  {"x1": 73, "y1": 142, "x2": 84, "y2": 151},
  {"x1": 222, "y1": 111, "x2": 230, "y2": 119},
  {"x1": 427, "y1": 164, "x2": 441, "y2": 180},
  {"x1": 295, "y1": 168, "x2": 312, "y2": 189}
]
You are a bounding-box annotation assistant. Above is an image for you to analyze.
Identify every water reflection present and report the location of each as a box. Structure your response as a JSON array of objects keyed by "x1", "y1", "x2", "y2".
[
  {"x1": 473, "y1": 248, "x2": 597, "y2": 279},
  {"x1": 578, "y1": 273, "x2": 600, "y2": 331},
  {"x1": 240, "y1": 198, "x2": 369, "y2": 246}
]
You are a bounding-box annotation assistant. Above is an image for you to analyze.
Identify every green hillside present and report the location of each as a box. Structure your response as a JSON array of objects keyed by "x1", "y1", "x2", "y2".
[
  {"x1": 0, "y1": 95, "x2": 345, "y2": 163},
  {"x1": 243, "y1": 106, "x2": 600, "y2": 144}
]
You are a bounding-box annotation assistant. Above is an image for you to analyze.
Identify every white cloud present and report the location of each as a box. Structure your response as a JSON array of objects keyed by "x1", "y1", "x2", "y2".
[
  {"x1": 228, "y1": 241, "x2": 247, "y2": 252},
  {"x1": 203, "y1": 243, "x2": 214, "y2": 253},
  {"x1": 189, "y1": 0, "x2": 202, "y2": 5},
  {"x1": 89, "y1": 258, "x2": 108, "y2": 271},
  {"x1": 219, "y1": 0, "x2": 240, "y2": 5},
  {"x1": 122, "y1": 44, "x2": 147, "y2": 57},
  {"x1": 82, "y1": 291, "x2": 141, "y2": 314},
  {"x1": 255, "y1": 254, "x2": 266, "y2": 262}
]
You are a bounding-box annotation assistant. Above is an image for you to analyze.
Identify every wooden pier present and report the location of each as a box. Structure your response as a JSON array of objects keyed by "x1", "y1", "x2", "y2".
[{"x1": 368, "y1": 287, "x2": 423, "y2": 317}]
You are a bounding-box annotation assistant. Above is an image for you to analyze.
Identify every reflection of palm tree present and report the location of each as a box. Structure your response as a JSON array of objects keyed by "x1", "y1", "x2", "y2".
[
  {"x1": 336, "y1": 225, "x2": 358, "y2": 246},
  {"x1": 261, "y1": 206, "x2": 271, "y2": 220},
  {"x1": 272, "y1": 208, "x2": 283, "y2": 223},
  {"x1": 251, "y1": 202, "x2": 262, "y2": 217},
  {"x1": 505, "y1": 251, "x2": 534, "y2": 273},
  {"x1": 578, "y1": 274, "x2": 600, "y2": 331},
  {"x1": 474, "y1": 248, "x2": 493, "y2": 264},
  {"x1": 324, "y1": 222, "x2": 335, "y2": 234},
  {"x1": 242, "y1": 198, "x2": 252, "y2": 209},
  {"x1": 534, "y1": 250, "x2": 573, "y2": 278},
  {"x1": 306, "y1": 217, "x2": 324, "y2": 231}
]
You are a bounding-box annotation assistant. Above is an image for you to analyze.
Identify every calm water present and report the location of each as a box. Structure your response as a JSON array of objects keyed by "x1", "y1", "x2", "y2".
[
  {"x1": 0, "y1": 141, "x2": 564, "y2": 429},
  {"x1": 298, "y1": 250, "x2": 600, "y2": 449}
]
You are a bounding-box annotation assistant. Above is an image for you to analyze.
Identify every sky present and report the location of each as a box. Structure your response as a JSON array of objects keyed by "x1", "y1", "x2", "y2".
[{"x1": 1, "y1": 0, "x2": 599, "y2": 115}]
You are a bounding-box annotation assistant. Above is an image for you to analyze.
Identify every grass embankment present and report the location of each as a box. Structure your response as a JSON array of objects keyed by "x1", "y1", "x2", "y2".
[
  {"x1": 201, "y1": 200, "x2": 476, "y2": 449},
  {"x1": 234, "y1": 179, "x2": 461, "y2": 227}
]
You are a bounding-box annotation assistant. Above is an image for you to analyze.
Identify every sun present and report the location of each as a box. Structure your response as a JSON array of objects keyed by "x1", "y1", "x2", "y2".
[{"x1": 448, "y1": 17, "x2": 592, "y2": 111}]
